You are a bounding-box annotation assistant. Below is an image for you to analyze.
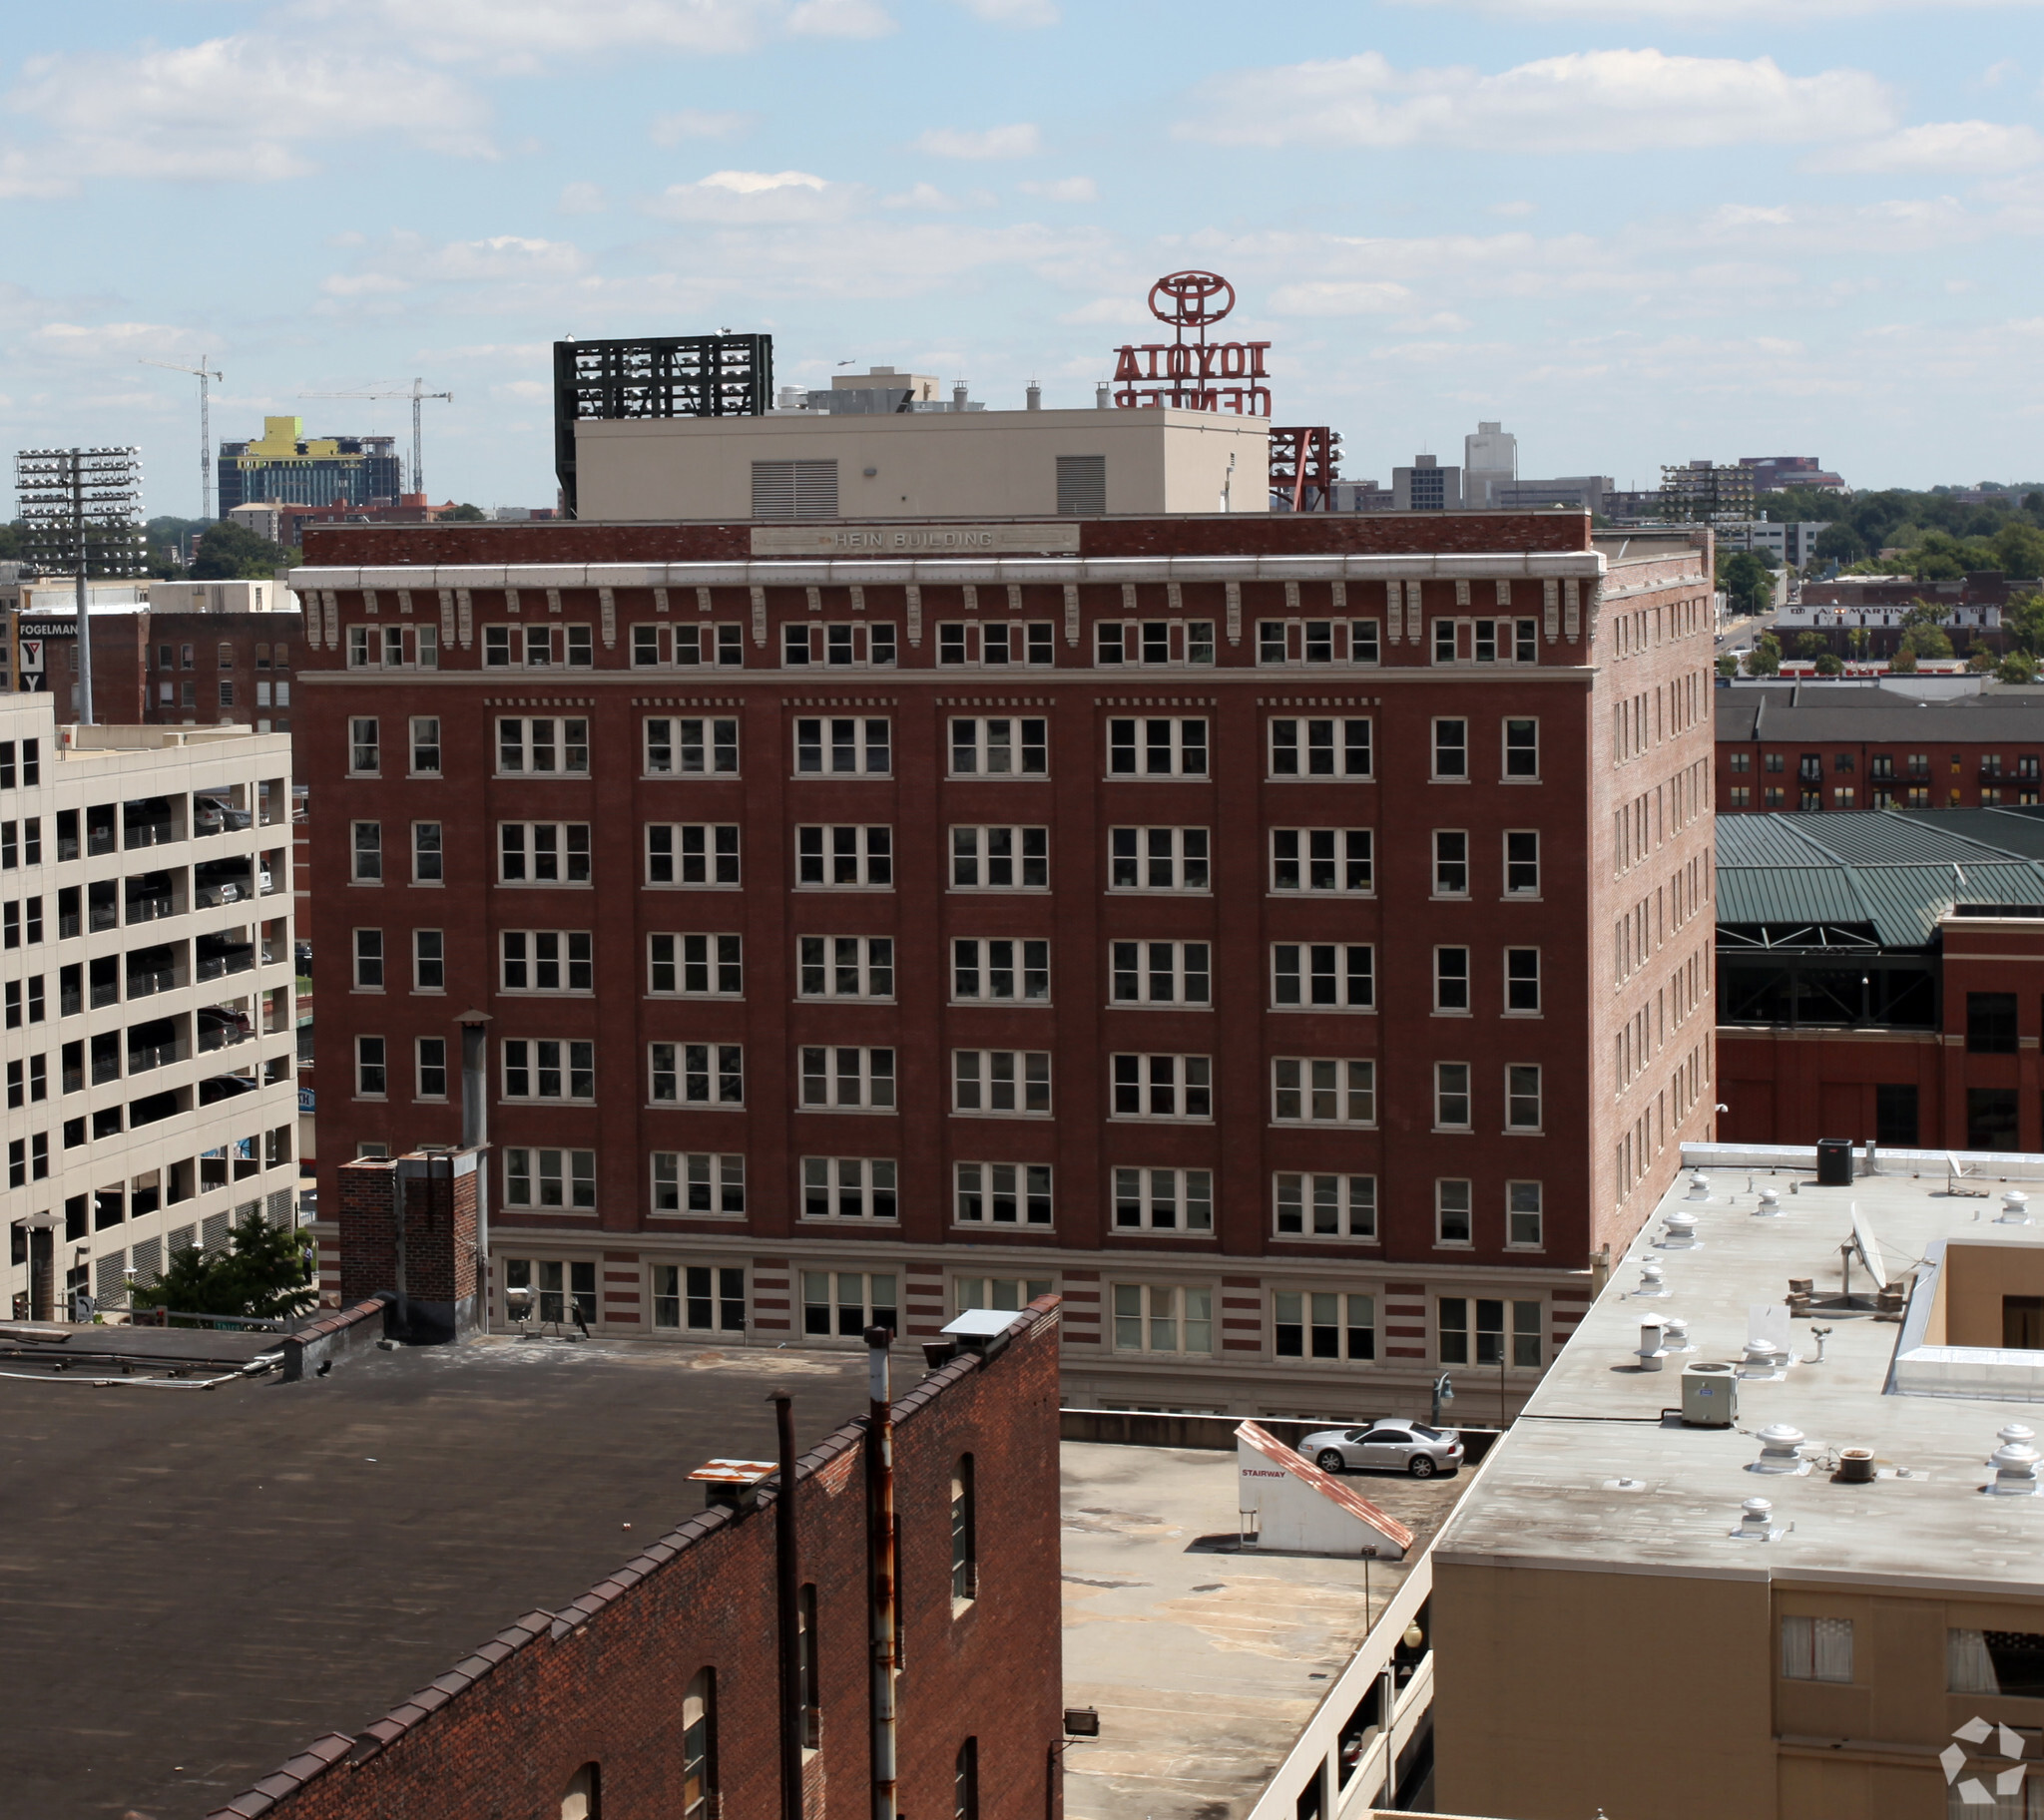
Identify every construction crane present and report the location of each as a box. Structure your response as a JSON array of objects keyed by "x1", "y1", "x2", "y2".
[
  {"x1": 297, "y1": 377, "x2": 453, "y2": 502},
  {"x1": 139, "y1": 354, "x2": 224, "y2": 520}
]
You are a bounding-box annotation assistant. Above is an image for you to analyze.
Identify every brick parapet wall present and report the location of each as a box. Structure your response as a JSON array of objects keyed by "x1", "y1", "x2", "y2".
[{"x1": 336, "y1": 1156, "x2": 478, "y2": 1310}]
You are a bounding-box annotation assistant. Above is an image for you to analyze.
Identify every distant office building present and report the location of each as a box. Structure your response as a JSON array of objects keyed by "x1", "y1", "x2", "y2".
[
  {"x1": 1718, "y1": 520, "x2": 1828, "y2": 568},
  {"x1": 218, "y1": 418, "x2": 402, "y2": 516},
  {"x1": 1329, "y1": 480, "x2": 1397, "y2": 513},
  {"x1": 0, "y1": 691, "x2": 298, "y2": 1323},
  {"x1": 1740, "y1": 455, "x2": 1845, "y2": 494},
  {"x1": 1392, "y1": 455, "x2": 1462, "y2": 511},
  {"x1": 1494, "y1": 477, "x2": 1614, "y2": 516},
  {"x1": 1463, "y1": 421, "x2": 1517, "y2": 508}
]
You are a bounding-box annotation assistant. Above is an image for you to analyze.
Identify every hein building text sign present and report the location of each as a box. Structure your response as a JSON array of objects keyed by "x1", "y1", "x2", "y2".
[{"x1": 751, "y1": 523, "x2": 1083, "y2": 556}]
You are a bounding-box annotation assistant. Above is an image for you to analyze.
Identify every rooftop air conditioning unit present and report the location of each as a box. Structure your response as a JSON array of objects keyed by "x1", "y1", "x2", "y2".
[{"x1": 1682, "y1": 1361, "x2": 1738, "y2": 1428}]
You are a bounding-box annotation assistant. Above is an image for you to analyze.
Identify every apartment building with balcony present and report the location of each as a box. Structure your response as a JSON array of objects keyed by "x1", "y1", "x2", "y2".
[
  {"x1": 293, "y1": 508, "x2": 1717, "y2": 1418},
  {"x1": 0, "y1": 696, "x2": 298, "y2": 1320}
]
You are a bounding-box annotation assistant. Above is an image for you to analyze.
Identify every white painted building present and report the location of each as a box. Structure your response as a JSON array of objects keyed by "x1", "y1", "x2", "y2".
[{"x1": 0, "y1": 693, "x2": 299, "y2": 1321}]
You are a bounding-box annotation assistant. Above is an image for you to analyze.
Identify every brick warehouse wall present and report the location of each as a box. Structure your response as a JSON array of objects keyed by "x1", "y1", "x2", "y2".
[
  {"x1": 210, "y1": 1300, "x2": 1064, "y2": 1820},
  {"x1": 293, "y1": 513, "x2": 1714, "y2": 1416},
  {"x1": 337, "y1": 1151, "x2": 479, "y2": 1339}
]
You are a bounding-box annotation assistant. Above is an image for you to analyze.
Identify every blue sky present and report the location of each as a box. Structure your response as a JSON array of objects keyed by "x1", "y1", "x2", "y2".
[{"x1": 3, "y1": 0, "x2": 2040, "y2": 514}]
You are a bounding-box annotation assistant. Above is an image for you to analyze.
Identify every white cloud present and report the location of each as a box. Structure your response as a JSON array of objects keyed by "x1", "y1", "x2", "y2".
[
  {"x1": 945, "y1": 0, "x2": 1059, "y2": 21},
  {"x1": 321, "y1": 273, "x2": 413, "y2": 296},
  {"x1": 0, "y1": 36, "x2": 494, "y2": 192},
  {"x1": 1489, "y1": 200, "x2": 1536, "y2": 218},
  {"x1": 913, "y1": 123, "x2": 1042, "y2": 159},
  {"x1": 700, "y1": 168, "x2": 829, "y2": 193},
  {"x1": 647, "y1": 169, "x2": 851, "y2": 222},
  {"x1": 787, "y1": 0, "x2": 897, "y2": 33},
  {"x1": 883, "y1": 182, "x2": 991, "y2": 210},
  {"x1": 1018, "y1": 176, "x2": 1097, "y2": 202},
  {"x1": 1808, "y1": 121, "x2": 2044, "y2": 174},
  {"x1": 1385, "y1": 0, "x2": 2044, "y2": 15},
  {"x1": 1177, "y1": 49, "x2": 1895, "y2": 155},
  {"x1": 1983, "y1": 59, "x2": 2020, "y2": 86},
  {"x1": 559, "y1": 182, "x2": 608, "y2": 214},
  {"x1": 291, "y1": 0, "x2": 779, "y2": 69},
  {"x1": 651, "y1": 109, "x2": 758, "y2": 145},
  {"x1": 1268, "y1": 280, "x2": 1415, "y2": 315}
]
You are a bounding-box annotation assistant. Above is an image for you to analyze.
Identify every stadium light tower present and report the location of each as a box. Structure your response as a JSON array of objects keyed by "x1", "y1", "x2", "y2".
[{"x1": 14, "y1": 447, "x2": 146, "y2": 726}]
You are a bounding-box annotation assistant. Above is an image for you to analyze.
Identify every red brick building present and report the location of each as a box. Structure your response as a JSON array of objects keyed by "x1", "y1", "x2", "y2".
[
  {"x1": 1715, "y1": 807, "x2": 2044, "y2": 1151},
  {"x1": 1717, "y1": 684, "x2": 2044, "y2": 812},
  {"x1": 295, "y1": 511, "x2": 1718, "y2": 1416}
]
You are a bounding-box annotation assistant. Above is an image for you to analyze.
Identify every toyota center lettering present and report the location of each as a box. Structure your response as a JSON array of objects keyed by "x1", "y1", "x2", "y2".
[{"x1": 1112, "y1": 268, "x2": 1272, "y2": 417}]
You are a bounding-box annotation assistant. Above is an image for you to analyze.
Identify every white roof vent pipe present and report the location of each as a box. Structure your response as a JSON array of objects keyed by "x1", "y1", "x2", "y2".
[
  {"x1": 1751, "y1": 1423, "x2": 1808, "y2": 1474},
  {"x1": 1635, "y1": 1259, "x2": 1671, "y2": 1297},
  {"x1": 1096, "y1": 381, "x2": 1112, "y2": 409},
  {"x1": 1025, "y1": 381, "x2": 1042, "y2": 411},
  {"x1": 1998, "y1": 1190, "x2": 2032, "y2": 1226},
  {"x1": 1986, "y1": 1425, "x2": 2041, "y2": 1496},
  {"x1": 1636, "y1": 1317, "x2": 1668, "y2": 1371},
  {"x1": 1687, "y1": 1171, "x2": 1711, "y2": 1201},
  {"x1": 1658, "y1": 1210, "x2": 1701, "y2": 1249},
  {"x1": 1730, "y1": 1497, "x2": 1786, "y2": 1541},
  {"x1": 1662, "y1": 1316, "x2": 1694, "y2": 1353},
  {"x1": 1755, "y1": 1185, "x2": 1783, "y2": 1217}
]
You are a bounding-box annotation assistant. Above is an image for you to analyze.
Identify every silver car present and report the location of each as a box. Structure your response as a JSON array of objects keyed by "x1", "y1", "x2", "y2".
[{"x1": 1301, "y1": 1421, "x2": 1464, "y2": 1480}]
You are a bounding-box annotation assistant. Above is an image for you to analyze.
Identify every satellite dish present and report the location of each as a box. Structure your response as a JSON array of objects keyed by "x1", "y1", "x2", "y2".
[{"x1": 1850, "y1": 1203, "x2": 1889, "y2": 1291}]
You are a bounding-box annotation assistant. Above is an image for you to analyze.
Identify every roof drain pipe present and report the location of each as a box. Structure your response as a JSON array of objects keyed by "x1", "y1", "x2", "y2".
[
  {"x1": 771, "y1": 1390, "x2": 804, "y2": 1820},
  {"x1": 391, "y1": 1164, "x2": 409, "y2": 1343},
  {"x1": 866, "y1": 1325, "x2": 900, "y2": 1820}
]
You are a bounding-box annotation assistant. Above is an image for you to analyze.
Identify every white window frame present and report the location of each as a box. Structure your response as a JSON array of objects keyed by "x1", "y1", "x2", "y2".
[
  {"x1": 937, "y1": 621, "x2": 1057, "y2": 668},
  {"x1": 496, "y1": 716, "x2": 589, "y2": 776},
  {"x1": 499, "y1": 822, "x2": 592, "y2": 886},
  {"x1": 647, "y1": 823, "x2": 740, "y2": 887},
  {"x1": 502, "y1": 1038, "x2": 596, "y2": 1102},
  {"x1": 1432, "y1": 717, "x2": 1468, "y2": 781},
  {"x1": 1274, "y1": 1289, "x2": 1377, "y2": 1361},
  {"x1": 652, "y1": 1262, "x2": 749, "y2": 1331},
  {"x1": 795, "y1": 716, "x2": 891, "y2": 776},
  {"x1": 1270, "y1": 828, "x2": 1372, "y2": 894},
  {"x1": 1110, "y1": 1053, "x2": 1213, "y2": 1120},
  {"x1": 800, "y1": 1157, "x2": 899, "y2": 1220},
  {"x1": 1781, "y1": 1616, "x2": 1854, "y2": 1685},
  {"x1": 411, "y1": 820, "x2": 442, "y2": 885},
  {"x1": 799, "y1": 1046, "x2": 896, "y2": 1111},
  {"x1": 1433, "y1": 830, "x2": 1469, "y2": 897},
  {"x1": 950, "y1": 826, "x2": 1049, "y2": 890},
  {"x1": 795, "y1": 825, "x2": 892, "y2": 888},
  {"x1": 1112, "y1": 1282, "x2": 1214, "y2": 1352},
  {"x1": 1272, "y1": 1058, "x2": 1375, "y2": 1125},
  {"x1": 1109, "y1": 826, "x2": 1210, "y2": 892},
  {"x1": 782, "y1": 622, "x2": 897, "y2": 669},
  {"x1": 1435, "y1": 1178, "x2": 1473, "y2": 1246},
  {"x1": 1504, "y1": 829, "x2": 1541, "y2": 897},
  {"x1": 1111, "y1": 1167, "x2": 1214, "y2": 1233},
  {"x1": 652, "y1": 1153, "x2": 747, "y2": 1217},
  {"x1": 951, "y1": 1049, "x2": 1052, "y2": 1116},
  {"x1": 412, "y1": 929, "x2": 444, "y2": 993},
  {"x1": 645, "y1": 716, "x2": 740, "y2": 776},
  {"x1": 1275, "y1": 1173, "x2": 1378, "y2": 1240},
  {"x1": 348, "y1": 716, "x2": 380, "y2": 776},
  {"x1": 1434, "y1": 1062, "x2": 1472, "y2": 1131},
  {"x1": 1507, "y1": 1179, "x2": 1544, "y2": 1249},
  {"x1": 1503, "y1": 716, "x2": 1540, "y2": 781},
  {"x1": 952, "y1": 938, "x2": 1049, "y2": 1003},
  {"x1": 1095, "y1": 620, "x2": 1216, "y2": 667},
  {"x1": 1506, "y1": 1064, "x2": 1543, "y2": 1132},
  {"x1": 1505, "y1": 947, "x2": 1541, "y2": 1014},
  {"x1": 1107, "y1": 715, "x2": 1208, "y2": 777},
  {"x1": 408, "y1": 716, "x2": 441, "y2": 775},
  {"x1": 1270, "y1": 943, "x2": 1374, "y2": 1010},
  {"x1": 949, "y1": 716, "x2": 1046, "y2": 777},
  {"x1": 415, "y1": 1036, "x2": 448, "y2": 1101},
  {"x1": 1434, "y1": 946, "x2": 1471, "y2": 1013},
  {"x1": 354, "y1": 1034, "x2": 386, "y2": 1098},
  {"x1": 954, "y1": 1161, "x2": 1054, "y2": 1226},
  {"x1": 801, "y1": 1269, "x2": 898, "y2": 1336},
  {"x1": 1255, "y1": 619, "x2": 1381, "y2": 668},
  {"x1": 1110, "y1": 940, "x2": 1211, "y2": 1007},
  {"x1": 499, "y1": 930, "x2": 594, "y2": 994},
  {"x1": 632, "y1": 622, "x2": 746, "y2": 670},
  {"x1": 651, "y1": 1042, "x2": 746, "y2": 1107},
  {"x1": 351, "y1": 927, "x2": 384, "y2": 990},
  {"x1": 1268, "y1": 716, "x2": 1371, "y2": 779},
  {"x1": 504, "y1": 1146, "x2": 597, "y2": 1210},
  {"x1": 649, "y1": 933, "x2": 744, "y2": 997},
  {"x1": 350, "y1": 820, "x2": 382, "y2": 884},
  {"x1": 1438, "y1": 1295, "x2": 1542, "y2": 1367},
  {"x1": 799, "y1": 935, "x2": 896, "y2": 1000}
]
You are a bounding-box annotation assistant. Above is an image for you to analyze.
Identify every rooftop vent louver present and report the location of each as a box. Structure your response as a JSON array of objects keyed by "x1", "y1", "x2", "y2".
[
  {"x1": 1751, "y1": 1423, "x2": 1808, "y2": 1474},
  {"x1": 1755, "y1": 1185, "x2": 1783, "y2": 1217},
  {"x1": 1636, "y1": 1318, "x2": 1668, "y2": 1372},
  {"x1": 1998, "y1": 1190, "x2": 2033, "y2": 1226},
  {"x1": 1658, "y1": 1210, "x2": 1701, "y2": 1249},
  {"x1": 1662, "y1": 1316, "x2": 1693, "y2": 1353},
  {"x1": 1731, "y1": 1497, "x2": 1786, "y2": 1541},
  {"x1": 1986, "y1": 1425, "x2": 2041, "y2": 1497},
  {"x1": 1686, "y1": 1172, "x2": 1711, "y2": 1201},
  {"x1": 1635, "y1": 1260, "x2": 1671, "y2": 1298}
]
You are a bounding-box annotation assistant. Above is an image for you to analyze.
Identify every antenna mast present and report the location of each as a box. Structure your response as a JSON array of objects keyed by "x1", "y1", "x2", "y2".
[{"x1": 139, "y1": 355, "x2": 223, "y2": 521}]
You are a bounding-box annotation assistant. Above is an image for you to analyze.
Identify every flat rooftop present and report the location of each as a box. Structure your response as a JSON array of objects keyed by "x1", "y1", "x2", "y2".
[
  {"x1": 1435, "y1": 1143, "x2": 2044, "y2": 1594},
  {"x1": 0, "y1": 1334, "x2": 873, "y2": 1820},
  {"x1": 1061, "y1": 1441, "x2": 1466, "y2": 1820}
]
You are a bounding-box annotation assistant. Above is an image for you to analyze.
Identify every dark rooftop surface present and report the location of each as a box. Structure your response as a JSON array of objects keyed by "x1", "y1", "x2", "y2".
[
  {"x1": 0, "y1": 1335, "x2": 873, "y2": 1820},
  {"x1": 1718, "y1": 684, "x2": 2044, "y2": 743}
]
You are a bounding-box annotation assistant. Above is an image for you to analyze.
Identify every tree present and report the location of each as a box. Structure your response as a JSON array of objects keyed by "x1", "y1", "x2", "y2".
[
  {"x1": 1749, "y1": 633, "x2": 1783, "y2": 677},
  {"x1": 1716, "y1": 652, "x2": 1741, "y2": 679},
  {"x1": 1889, "y1": 647, "x2": 1918, "y2": 674},
  {"x1": 1846, "y1": 627, "x2": 1870, "y2": 659},
  {"x1": 192, "y1": 520, "x2": 290, "y2": 580},
  {"x1": 439, "y1": 502, "x2": 488, "y2": 523},
  {"x1": 1793, "y1": 631, "x2": 1829, "y2": 660},
  {"x1": 1899, "y1": 622, "x2": 1954, "y2": 663},
  {"x1": 131, "y1": 1209, "x2": 316, "y2": 1322},
  {"x1": 1813, "y1": 522, "x2": 1865, "y2": 565},
  {"x1": 1813, "y1": 651, "x2": 1843, "y2": 676},
  {"x1": 1968, "y1": 646, "x2": 1999, "y2": 673},
  {"x1": 1995, "y1": 520, "x2": 2044, "y2": 580},
  {"x1": 2006, "y1": 593, "x2": 2044, "y2": 656},
  {"x1": 1999, "y1": 651, "x2": 2039, "y2": 684},
  {"x1": 1718, "y1": 550, "x2": 1776, "y2": 618}
]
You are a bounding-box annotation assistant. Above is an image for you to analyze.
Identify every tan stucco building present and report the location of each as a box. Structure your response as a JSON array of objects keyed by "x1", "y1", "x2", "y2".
[
  {"x1": 1431, "y1": 1137, "x2": 2044, "y2": 1820},
  {"x1": 571, "y1": 405, "x2": 1273, "y2": 522}
]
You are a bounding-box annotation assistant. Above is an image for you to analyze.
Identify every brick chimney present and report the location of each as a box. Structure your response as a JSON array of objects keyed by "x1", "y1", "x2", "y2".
[{"x1": 338, "y1": 1150, "x2": 481, "y2": 1343}]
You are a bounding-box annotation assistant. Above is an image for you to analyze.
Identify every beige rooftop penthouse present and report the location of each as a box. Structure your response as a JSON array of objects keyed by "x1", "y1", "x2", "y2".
[
  {"x1": 1429, "y1": 1138, "x2": 2044, "y2": 1820},
  {"x1": 571, "y1": 404, "x2": 1273, "y2": 522}
]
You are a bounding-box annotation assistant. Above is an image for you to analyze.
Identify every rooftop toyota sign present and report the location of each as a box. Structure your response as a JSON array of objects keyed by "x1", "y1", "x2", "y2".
[{"x1": 1110, "y1": 269, "x2": 1271, "y2": 416}]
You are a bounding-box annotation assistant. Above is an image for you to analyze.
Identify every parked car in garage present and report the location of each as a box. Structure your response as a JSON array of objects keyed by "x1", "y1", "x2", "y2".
[{"x1": 1299, "y1": 1420, "x2": 1464, "y2": 1479}]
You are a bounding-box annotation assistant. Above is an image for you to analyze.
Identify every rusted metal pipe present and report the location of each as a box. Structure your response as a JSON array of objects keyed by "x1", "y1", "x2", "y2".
[
  {"x1": 771, "y1": 1390, "x2": 803, "y2": 1820},
  {"x1": 864, "y1": 1326, "x2": 898, "y2": 1820}
]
